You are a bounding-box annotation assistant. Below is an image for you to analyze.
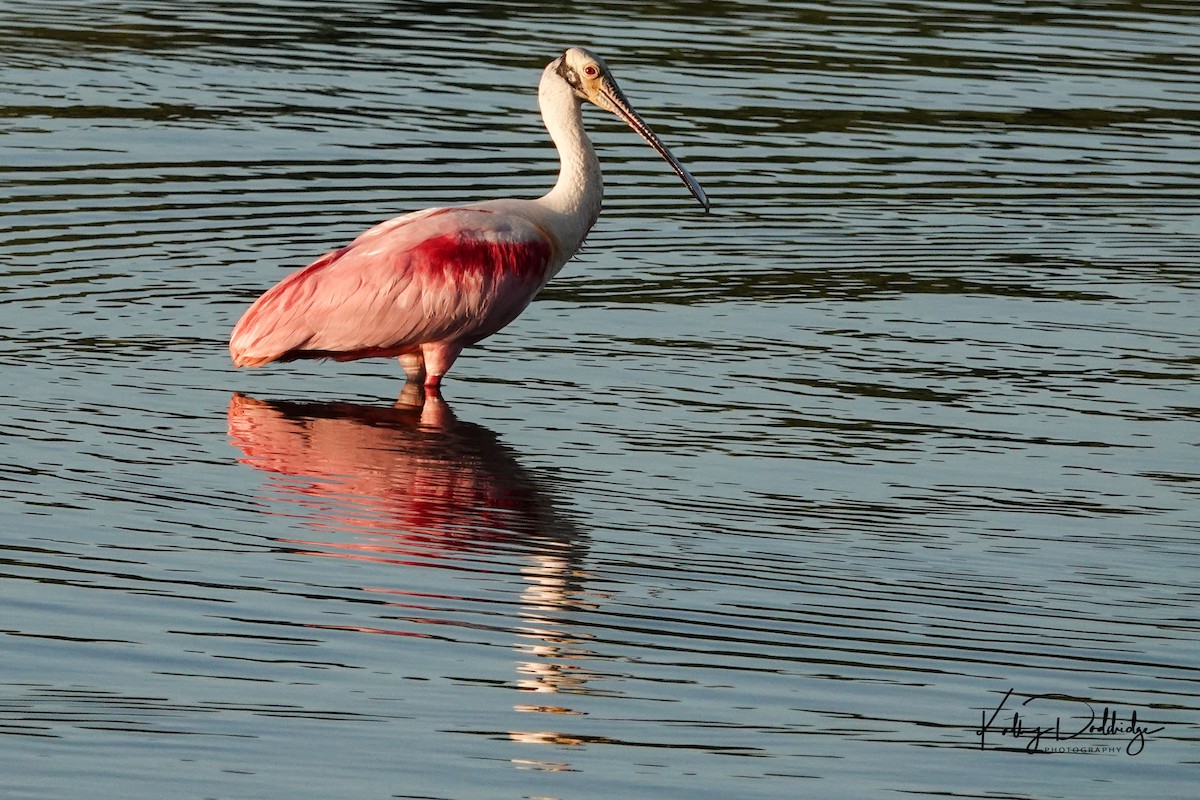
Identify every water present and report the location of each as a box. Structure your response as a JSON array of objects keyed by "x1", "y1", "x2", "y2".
[{"x1": 2, "y1": 1, "x2": 1198, "y2": 798}]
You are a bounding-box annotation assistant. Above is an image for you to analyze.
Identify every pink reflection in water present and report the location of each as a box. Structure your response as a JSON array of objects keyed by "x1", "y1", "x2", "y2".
[
  {"x1": 227, "y1": 391, "x2": 598, "y2": 751},
  {"x1": 227, "y1": 390, "x2": 551, "y2": 546}
]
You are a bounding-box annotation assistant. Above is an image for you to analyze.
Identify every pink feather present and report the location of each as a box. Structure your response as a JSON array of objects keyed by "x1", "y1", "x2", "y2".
[{"x1": 230, "y1": 208, "x2": 554, "y2": 371}]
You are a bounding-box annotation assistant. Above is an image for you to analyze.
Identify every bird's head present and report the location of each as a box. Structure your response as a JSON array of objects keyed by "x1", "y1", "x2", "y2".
[
  {"x1": 554, "y1": 48, "x2": 617, "y2": 106},
  {"x1": 548, "y1": 47, "x2": 709, "y2": 212}
]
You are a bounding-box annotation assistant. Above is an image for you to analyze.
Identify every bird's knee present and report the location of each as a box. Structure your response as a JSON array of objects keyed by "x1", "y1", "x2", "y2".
[
  {"x1": 399, "y1": 352, "x2": 426, "y2": 380},
  {"x1": 420, "y1": 343, "x2": 463, "y2": 382}
]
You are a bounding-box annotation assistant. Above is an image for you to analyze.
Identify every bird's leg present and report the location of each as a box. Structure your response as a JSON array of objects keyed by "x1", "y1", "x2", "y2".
[
  {"x1": 396, "y1": 380, "x2": 448, "y2": 424},
  {"x1": 399, "y1": 352, "x2": 425, "y2": 383},
  {"x1": 420, "y1": 342, "x2": 463, "y2": 389}
]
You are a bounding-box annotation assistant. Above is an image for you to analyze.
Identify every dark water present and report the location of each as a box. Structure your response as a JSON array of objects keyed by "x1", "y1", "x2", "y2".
[{"x1": 2, "y1": 1, "x2": 1198, "y2": 798}]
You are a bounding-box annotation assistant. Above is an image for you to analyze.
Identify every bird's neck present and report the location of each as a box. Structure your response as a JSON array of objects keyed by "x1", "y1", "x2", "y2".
[{"x1": 537, "y1": 75, "x2": 602, "y2": 254}]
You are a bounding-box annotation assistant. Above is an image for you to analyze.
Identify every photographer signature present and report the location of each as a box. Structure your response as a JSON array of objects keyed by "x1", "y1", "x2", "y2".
[{"x1": 976, "y1": 688, "x2": 1163, "y2": 755}]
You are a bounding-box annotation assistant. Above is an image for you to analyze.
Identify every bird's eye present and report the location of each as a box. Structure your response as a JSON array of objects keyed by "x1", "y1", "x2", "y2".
[{"x1": 583, "y1": 65, "x2": 599, "y2": 78}]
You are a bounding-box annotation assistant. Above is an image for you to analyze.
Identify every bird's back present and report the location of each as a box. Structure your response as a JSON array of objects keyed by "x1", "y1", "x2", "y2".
[{"x1": 230, "y1": 207, "x2": 557, "y2": 367}]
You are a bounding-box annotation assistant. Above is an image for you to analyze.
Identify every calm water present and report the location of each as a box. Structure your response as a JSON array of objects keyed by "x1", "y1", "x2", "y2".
[{"x1": 2, "y1": 1, "x2": 1198, "y2": 798}]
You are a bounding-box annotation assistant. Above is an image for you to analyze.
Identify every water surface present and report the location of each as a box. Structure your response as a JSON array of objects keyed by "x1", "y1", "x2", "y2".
[{"x1": 2, "y1": 1, "x2": 1198, "y2": 798}]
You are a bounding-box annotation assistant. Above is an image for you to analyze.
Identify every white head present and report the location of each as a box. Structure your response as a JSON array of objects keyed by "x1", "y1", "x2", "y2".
[{"x1": 542, "y1": 47, "x2": 709, "y2": 212}]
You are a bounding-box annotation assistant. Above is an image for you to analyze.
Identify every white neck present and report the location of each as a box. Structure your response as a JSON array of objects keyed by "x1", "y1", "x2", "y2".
[{"x1": 535, "y1": 65, "x2": 603, "y2": 255}]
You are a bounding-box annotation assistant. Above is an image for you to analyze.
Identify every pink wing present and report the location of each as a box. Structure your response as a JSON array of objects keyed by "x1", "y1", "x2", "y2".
[{"x1": 230, "y1": 208, "x2": 555, "y2": 367}]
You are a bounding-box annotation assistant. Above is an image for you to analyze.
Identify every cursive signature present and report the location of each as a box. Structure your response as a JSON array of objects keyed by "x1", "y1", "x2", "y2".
[{"x1": 976, "y1": 688, "x2": 1164, "y2": 755}]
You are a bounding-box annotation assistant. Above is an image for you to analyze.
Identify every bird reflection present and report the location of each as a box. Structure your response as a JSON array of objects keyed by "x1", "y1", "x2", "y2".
[
  {"x1": 227, "y1": 390, "x2": 596, "y2": 756},
  {"x1": 229, "y1": 386, "x2": 549, "y2": 543}
]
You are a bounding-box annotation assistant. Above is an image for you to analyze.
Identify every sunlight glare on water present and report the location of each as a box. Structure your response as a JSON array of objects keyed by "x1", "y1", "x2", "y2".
[{"x1": 1, "y1": 1, "x2": 1198, "y2": 798}]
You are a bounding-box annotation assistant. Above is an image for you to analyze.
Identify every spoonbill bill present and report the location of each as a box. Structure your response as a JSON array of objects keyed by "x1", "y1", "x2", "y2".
[{"x1": 230, "y1": 47, "x2": 709, "y2": 389}]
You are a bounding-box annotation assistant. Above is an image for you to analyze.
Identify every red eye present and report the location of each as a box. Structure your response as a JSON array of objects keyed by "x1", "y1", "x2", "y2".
[{"x1": 583, "y1": 65, "x2": 598, "y2": 77}]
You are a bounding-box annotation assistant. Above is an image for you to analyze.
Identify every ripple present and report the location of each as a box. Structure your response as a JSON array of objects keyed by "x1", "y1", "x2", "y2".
[{"x1": 3, "y1": 2, "x2": 1200, "y2": 798}]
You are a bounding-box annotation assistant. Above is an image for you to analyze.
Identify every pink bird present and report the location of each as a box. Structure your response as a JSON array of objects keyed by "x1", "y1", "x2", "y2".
[{"x1": 230, "y1": 47, "x2": 709, "y2": 389}]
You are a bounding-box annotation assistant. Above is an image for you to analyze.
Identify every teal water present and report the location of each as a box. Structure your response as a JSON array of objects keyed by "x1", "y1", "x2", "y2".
[{"x1": 2, "y1": 2, "x2": 1198, "y2": 798}]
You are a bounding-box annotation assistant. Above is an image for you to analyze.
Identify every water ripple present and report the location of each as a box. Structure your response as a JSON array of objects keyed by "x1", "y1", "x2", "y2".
[{"x1": 3, "y1": 1, "x2": 1199, "y2": 798}]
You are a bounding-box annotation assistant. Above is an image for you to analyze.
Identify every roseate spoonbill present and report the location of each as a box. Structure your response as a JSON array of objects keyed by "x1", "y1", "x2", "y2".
[{"x1": 230, "y1": 47, "x2": 708, "y2": 388}]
